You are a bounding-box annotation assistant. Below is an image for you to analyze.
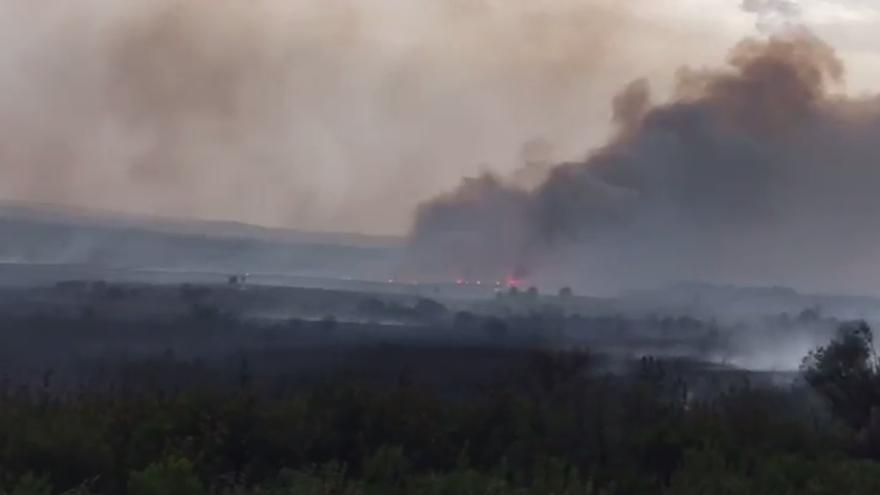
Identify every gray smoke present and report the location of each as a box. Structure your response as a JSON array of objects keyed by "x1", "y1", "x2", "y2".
[
  {"x1": 408, "y1": 31, "x2": 880, "y2": 295},
  {"x1": 0, "y1": 0, "x2": 713, "y2": 235}
]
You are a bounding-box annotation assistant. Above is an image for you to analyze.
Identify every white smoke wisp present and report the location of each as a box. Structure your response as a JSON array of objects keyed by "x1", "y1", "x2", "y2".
[{"x1": 741, "y1": 0, "x2": 802, "y2": 33}]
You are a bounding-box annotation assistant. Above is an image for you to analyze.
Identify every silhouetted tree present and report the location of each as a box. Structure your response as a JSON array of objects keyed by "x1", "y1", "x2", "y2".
[
  {"x1": 526, "y1": 287, "x2": 539, "y2": 302},
  {"x1": 413, "y1": 298, "x2": 447, "y2": 320},
  {"x1": 802, "y1": 321, "x2": 880, "y2": 430}
]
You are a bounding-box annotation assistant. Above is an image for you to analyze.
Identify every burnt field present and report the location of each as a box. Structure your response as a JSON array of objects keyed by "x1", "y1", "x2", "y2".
[
  {"x1": 0, "y1": 278, "x2": 828, "y2": 390},
  {"x1": 0, "y1": 278, "x2": 877, "y2": 494}
]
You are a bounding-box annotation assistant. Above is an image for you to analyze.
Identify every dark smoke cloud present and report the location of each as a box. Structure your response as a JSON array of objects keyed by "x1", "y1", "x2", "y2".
[{"x1": 408, "y1": 31, "x2": 880, "y2": 295}]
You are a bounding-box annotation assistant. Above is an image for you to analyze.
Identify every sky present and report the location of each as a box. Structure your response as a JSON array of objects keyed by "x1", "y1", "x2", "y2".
[{"x1": 0, "y1": 0, "x2": 877, "y2": 235}]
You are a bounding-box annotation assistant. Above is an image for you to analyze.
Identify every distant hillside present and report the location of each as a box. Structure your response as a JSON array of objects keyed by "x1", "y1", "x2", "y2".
[
  {"x1": 0, "y1": 201, "x2": 402, "y2": 247},
  {"x1": 0, "y1": 202, "x2": 403, "y2": 279}
]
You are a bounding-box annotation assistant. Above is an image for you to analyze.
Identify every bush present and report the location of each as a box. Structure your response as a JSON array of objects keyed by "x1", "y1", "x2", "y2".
[{"x1": 128, "y1": 457, "x2": 206, "y2": 495}]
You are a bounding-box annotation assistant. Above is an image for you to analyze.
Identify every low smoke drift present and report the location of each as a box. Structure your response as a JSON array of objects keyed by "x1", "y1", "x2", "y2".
[{"x1": 409, "y1": 31, "x2": 880, "y2": 295}]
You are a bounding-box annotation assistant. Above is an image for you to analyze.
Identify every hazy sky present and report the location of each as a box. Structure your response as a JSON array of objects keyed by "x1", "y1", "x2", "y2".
[{"x1": 0, "y1": 0, "x2": 877, "y2": 235}]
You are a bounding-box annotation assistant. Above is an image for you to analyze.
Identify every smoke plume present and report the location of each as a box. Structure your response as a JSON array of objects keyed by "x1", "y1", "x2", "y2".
[
  {"x1": 409, "y1": 31, "x2": 880, "y2": 295},
  {"x1": 0, "y1": 0, "x2": 719, "y2": 234}
]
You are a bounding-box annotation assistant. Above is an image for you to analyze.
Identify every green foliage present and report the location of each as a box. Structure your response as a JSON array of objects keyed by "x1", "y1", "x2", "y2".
[
  {"x1": 3, "y1": 474, "x2": 53, "y2": 495},
  {"x1": 128, "y1": 457, "x2": 206, "y2": 495},
  {"x1": 667, "y1": 449, "x2": 880, "y2": 495},
  {"x1": 3, "y1": 336, "x2": 880, "y2": 494}
]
